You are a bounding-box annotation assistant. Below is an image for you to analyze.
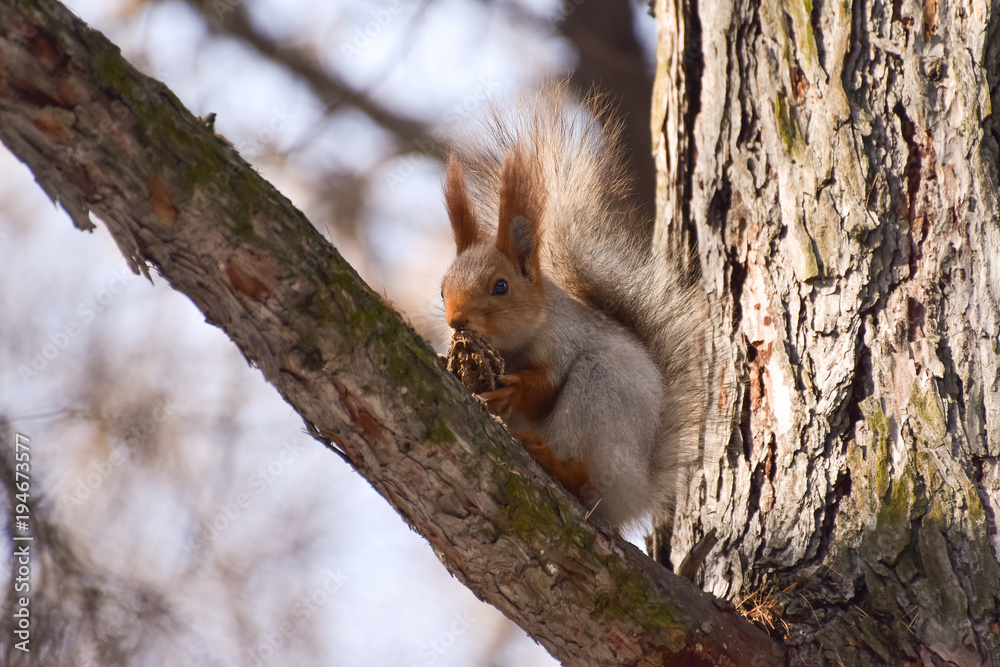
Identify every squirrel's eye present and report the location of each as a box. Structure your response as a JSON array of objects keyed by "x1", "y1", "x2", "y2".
[{"x1": 492, "y1": 279, "x2": 508, "y2": 296}]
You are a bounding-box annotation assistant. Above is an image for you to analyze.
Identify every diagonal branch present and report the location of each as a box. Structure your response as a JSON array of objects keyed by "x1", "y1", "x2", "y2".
[{"x1": 0, "y1": 1, "x2": 784, "y2": 664}]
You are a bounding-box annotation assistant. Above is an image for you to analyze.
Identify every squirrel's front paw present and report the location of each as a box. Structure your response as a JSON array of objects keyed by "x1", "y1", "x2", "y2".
[
  {"x1": 515, "y1": 430, "x2": 591, "y2": 501},
  {"x1": 480, "y1": 373, "x2": 523, "y2": 417}
]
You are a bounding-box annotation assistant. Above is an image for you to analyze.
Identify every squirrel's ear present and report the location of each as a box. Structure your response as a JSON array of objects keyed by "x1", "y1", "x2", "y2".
[
  {"x1": 507, "y1": 215, "x2": 537, "y2": 276},
  {"x1": 444, "y1": 152, "x2": 480, "y2": 253},
  {"x1": 496, "y1": 148, "x2": 545, "y2": 279}
]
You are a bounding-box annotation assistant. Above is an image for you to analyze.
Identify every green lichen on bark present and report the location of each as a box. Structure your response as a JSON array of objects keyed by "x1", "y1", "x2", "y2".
[
  {"x1": 774, "y1": 94, "x2": 805, "y2": 158},
  {"x1": 597, "y1": 558, "x2": 690, "y2": 643},
  {"x1": 906, "y1": 378, "x2": 946, "y2": 444},
  {"x1": 865, "y1": 400, "x2": 891, "y2": 499},
  {"x1": 781, "y1": 0, "x2": 819, "y2": 68}
]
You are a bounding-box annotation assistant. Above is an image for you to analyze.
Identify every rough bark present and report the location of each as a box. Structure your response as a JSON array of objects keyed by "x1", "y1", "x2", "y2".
[
  {"x1": 656, "y1": 0, "x2": 1000, "y2": 663},
  {"x1": 0, "y1": 0, "x2": 784, "y2": 665}
]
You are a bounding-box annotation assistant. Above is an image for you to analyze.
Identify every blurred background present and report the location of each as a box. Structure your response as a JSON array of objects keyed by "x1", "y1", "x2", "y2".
[{"x1": 0, "y1": 0, "x2": 658, "y2": 664}]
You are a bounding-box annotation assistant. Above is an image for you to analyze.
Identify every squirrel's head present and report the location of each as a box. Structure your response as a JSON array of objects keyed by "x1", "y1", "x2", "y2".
[{"x1": 441, "y1": 149, "x2": 547, "y2": 353}]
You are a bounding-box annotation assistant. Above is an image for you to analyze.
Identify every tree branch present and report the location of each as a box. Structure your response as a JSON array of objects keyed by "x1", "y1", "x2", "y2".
[
  {"x1": 184, "y1": 0, "x2": 446, "y2": 156},
  {"x1": 0, "y1": 1, "x2": 783, "y2": 664}
]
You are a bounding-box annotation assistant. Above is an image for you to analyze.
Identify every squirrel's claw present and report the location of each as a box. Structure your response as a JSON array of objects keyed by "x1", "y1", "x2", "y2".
[
  {"x1": 480, "y1": 386, "x2": 515, "y2": 417},
  {"x1": 496, "y1": 373, "x2": 522, "y2": 389},
  {"x1": 481, "y1": 373, "x2": 522, "y2": 417}
]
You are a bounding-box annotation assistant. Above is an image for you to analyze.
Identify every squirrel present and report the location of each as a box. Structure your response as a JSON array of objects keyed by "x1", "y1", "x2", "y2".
[{"x1": 440, "y1": 86, "x2": 705, "y2": 530}]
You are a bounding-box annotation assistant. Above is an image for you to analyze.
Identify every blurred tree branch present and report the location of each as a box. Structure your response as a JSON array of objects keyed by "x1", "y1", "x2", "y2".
[
  {"x1": 181, "y1": 0, "x2": 656, "y2": 217},
  {"x1": 557, "y1": 0, "x2": 656, "y2": 220},
  {"x1": 183, "y1": 0, "x2": 445, "y2": 153},
  {"x1": 0, "y1": 1, "x2": 782, "y2": 664}
]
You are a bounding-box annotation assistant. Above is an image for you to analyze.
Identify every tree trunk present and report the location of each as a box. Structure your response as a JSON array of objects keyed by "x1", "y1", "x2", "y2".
[
  {"x1": 656, "y1": 0, "x2": 1000, "y2": 662},
  {"x1": 0, "y1": 1, "x2": 784, "y2": 664}
]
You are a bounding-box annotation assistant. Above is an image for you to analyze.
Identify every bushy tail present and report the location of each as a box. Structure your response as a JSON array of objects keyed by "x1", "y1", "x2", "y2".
[{"x1": 453, "y1": 84, "x2": 707, "y2": 522}]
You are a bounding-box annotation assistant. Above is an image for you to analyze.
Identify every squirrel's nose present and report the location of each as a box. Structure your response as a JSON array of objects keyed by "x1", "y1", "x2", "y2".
[
  {"x1": 443, "y1": 287, "x2": 470, "y2": 329},
  {"x1": 444, "y1": 301, "x2": 467, "y2": 330}
]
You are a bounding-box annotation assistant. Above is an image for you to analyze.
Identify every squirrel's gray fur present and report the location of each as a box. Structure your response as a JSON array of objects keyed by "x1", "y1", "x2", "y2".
[{"x1": 447, "y1": 85, "x2": 706, "y2": 529}]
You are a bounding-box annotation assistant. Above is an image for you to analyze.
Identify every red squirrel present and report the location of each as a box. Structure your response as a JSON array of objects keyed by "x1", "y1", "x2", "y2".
[{"x1": 440, "y1": 88, "x2": 704, "y2": 528}]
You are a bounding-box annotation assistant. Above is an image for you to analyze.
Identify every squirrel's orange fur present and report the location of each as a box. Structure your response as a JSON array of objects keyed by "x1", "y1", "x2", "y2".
[{"x1": 441, "y1": 86, "x2": 706, "y2": 529}]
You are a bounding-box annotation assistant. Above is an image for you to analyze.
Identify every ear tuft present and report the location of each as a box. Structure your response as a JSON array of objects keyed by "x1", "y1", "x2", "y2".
[
  {"x1": 509, "y1": 216, "x2": 536, "y2": 277},
  {"x1": 496, "y1": 147, "x2": 546, "y2": 278},
  {"x1": 444, "y1": 152, "x2": 480, "y2": 253}
]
